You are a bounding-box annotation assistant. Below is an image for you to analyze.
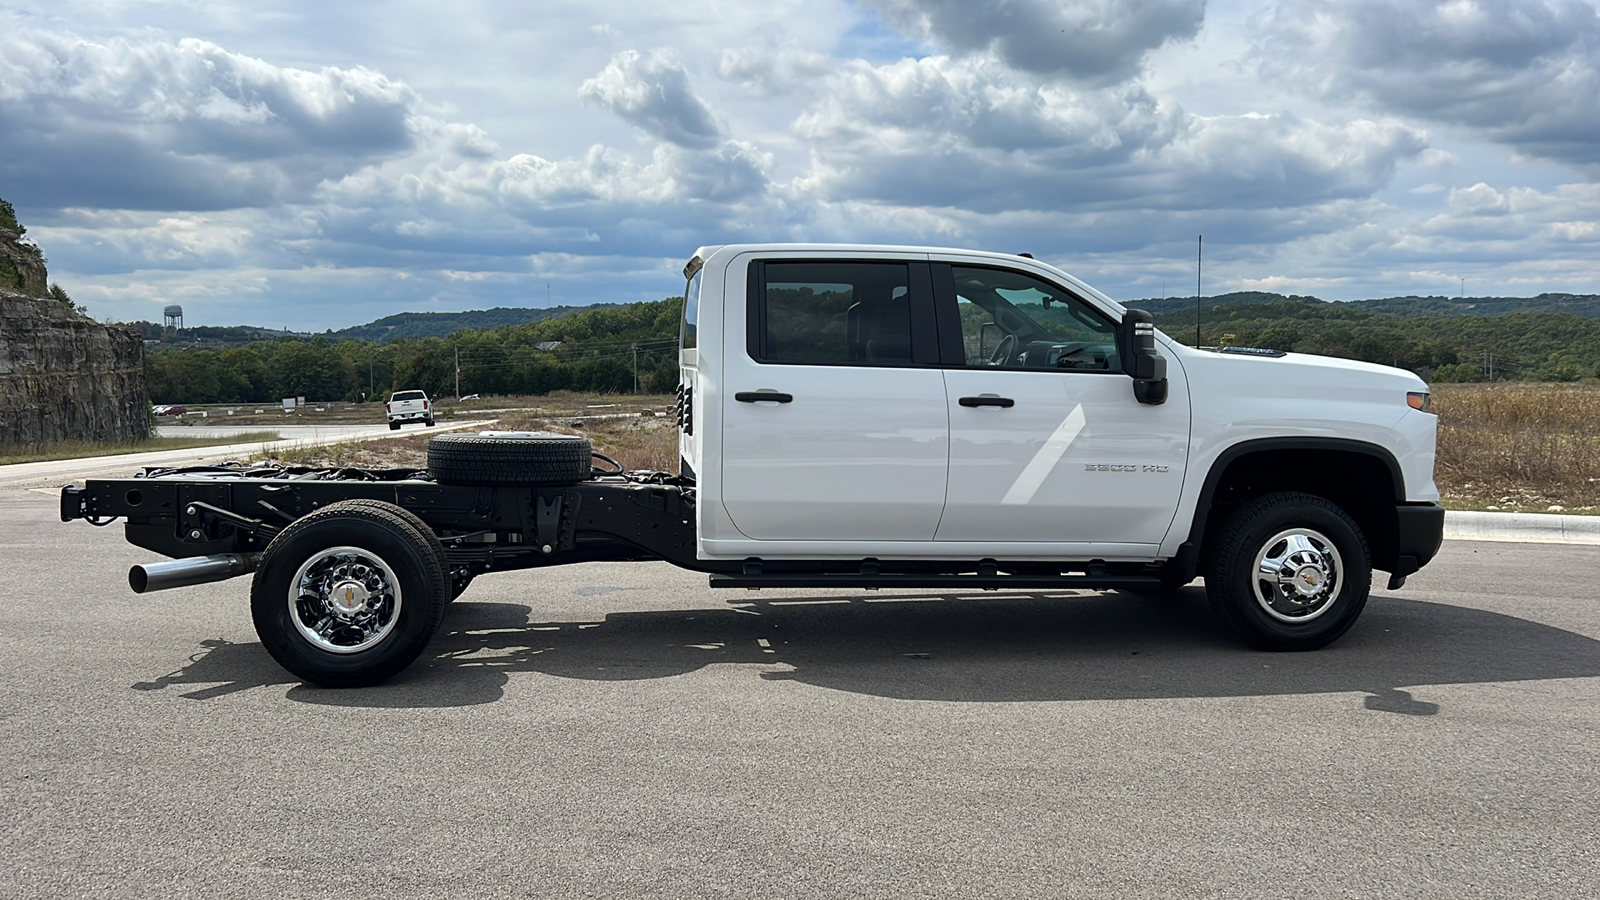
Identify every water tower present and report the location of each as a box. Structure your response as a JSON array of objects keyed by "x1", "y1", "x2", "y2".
[{"x1": 163, "y1": 304, "x2": 183, "y2": 333}]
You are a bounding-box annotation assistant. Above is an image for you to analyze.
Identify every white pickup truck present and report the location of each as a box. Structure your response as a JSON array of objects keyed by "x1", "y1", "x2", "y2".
[
  {"x1": 386, "y1": 389, "x2": 434, "y2": 429},
  {"x1": 62, "y1": 243, "x2": 1444, "y2": 687}
]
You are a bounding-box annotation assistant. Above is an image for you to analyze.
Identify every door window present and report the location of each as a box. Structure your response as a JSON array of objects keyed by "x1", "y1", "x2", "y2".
[
  {"x1": 752, "y1": 262, "x2": 916, "y2": 366},
  {"x1": 950, "y1": 266, "x2": 1120, "y2": 372}
]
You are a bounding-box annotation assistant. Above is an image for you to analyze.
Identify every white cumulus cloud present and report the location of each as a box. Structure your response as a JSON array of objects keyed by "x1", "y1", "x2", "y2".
[
  {"x1": 864, "y1": 0, "x2": 1206, "y2": 82},
  {"x1": 1252, "y1": 0, "x2": 1600, "y2": 168},
  {"x1": 0, "y1": 29, "x2": 423, "y2": 211},
  {"x1": 579, "y1": 50, "x2": 724, "y2": 148}
]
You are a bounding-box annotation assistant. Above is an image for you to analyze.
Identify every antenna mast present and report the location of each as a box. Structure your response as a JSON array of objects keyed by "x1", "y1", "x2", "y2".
[{"x1": 1196, "y1": 235, "x2": 1203, "y2": 346}]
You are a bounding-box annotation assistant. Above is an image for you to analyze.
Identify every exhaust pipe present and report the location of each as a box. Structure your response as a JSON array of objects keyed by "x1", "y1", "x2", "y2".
[{"x1": 129, "y1": 553, "x2": 262, "y2": 594}]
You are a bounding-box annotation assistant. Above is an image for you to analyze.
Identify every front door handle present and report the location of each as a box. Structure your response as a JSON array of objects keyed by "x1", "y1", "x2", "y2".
[
  {"x1": 959, "y1": 395, "x2": 1015, "y2": 408},
  {"x1": 736, "y1": 390, "x2": 793, "y2": 403}
]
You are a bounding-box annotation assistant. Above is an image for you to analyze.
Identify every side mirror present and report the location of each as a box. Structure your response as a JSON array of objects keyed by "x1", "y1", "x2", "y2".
[{"x1": 1123, "y1": 308, "x2": 1168, "y2": 405}]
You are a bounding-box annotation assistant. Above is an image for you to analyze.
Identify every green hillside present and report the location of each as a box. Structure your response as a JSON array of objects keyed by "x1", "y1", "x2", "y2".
[
  {"x1": 1143, "y1": 300, "x2": 1600, "y2": 382},
  {"x1": 331, "y1": 305, "x2": 616, "y2": 342},
  {"x1": 1129, "y1": 291, "x2": 1600, "y2": 319}
]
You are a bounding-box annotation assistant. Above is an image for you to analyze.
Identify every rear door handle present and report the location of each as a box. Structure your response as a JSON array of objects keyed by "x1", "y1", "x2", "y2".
[
  {"x1": 959, "y1": 395, "x2": 1015, "y2": 408},
  {"x1": 736, "y1": 391, "x2": 793, "y2": 403}
]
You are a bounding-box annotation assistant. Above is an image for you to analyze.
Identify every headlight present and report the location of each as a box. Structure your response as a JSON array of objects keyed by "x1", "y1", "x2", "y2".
[{"x1": 1406, "y1": 391, "x2": 1432, "y2": 413}]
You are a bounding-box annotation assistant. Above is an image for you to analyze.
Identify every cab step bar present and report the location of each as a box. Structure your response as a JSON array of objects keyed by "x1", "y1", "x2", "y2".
[{"x1": 709, "y1": 573, "x2": 1164, "y2": 590}]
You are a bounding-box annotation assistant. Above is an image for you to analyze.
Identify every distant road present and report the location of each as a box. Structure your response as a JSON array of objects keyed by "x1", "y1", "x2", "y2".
[{"x1": 0, "y1": 421, "x2": 495, "y2": 490}]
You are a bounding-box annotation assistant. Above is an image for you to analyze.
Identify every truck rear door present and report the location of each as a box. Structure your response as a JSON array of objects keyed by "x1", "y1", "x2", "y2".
[{"x1": 720, "y1": 256, "x2": 948, "y2": 541}]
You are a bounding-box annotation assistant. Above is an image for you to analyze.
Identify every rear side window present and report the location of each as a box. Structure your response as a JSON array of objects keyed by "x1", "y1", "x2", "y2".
[
  {"x1": 752, "y1": 262, "x2": 914, "y2": 365},
  {"x1": 391, "y1": 391, "x2": 425, "y2": 402},
  {"x1": 681, "y1": 268, "x2": 701, "y2": 350}
]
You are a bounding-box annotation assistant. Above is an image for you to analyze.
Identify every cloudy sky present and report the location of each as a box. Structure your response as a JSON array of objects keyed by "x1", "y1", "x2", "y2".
[{"x1": 2, "y1": 0, "x2": 1597, "y2": 329}]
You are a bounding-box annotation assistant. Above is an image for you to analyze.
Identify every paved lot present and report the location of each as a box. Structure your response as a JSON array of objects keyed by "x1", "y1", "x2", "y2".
[{"x1": 2, "y1": 488, "x2": 1597, "y2": 898}]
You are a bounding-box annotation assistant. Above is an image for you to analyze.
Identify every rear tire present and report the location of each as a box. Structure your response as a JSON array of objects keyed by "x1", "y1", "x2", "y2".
[
  {"x1": 388, "y1": 421, "x2": 400, "y2": 431},
  {"x1": 427, "y1": 432, "x2": 592, "y2": 486},
  {"x1": 1204, "y1": 492, "x2": 1371, "y2": 650},
  {"x1": 251, "y1": 500, "x2": 449, "y2": 687}
]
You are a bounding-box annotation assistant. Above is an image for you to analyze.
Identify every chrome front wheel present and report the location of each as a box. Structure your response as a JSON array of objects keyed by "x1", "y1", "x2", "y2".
[
  {"x1": 1252, "y1": 528, "x2": 1343, "y2": 624},
  {"x1": 1206, "y1": 492, "x2": 1371, "y2": 651}
]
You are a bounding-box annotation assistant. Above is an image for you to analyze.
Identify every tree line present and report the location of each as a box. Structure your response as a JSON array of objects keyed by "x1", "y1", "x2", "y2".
[
  {"x1": 1147, "y1": 300, "x2": 1600, "y2": 383},
  {"x1": 145, "y1": 288, "x2": 1600, "y2": 404},
  {"x1": 145, "y1": 298, "x2": 684, "y2": 403}
]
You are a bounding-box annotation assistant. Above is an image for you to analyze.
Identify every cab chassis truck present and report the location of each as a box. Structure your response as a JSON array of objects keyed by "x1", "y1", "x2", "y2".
[{"x1": 61, "y1": 244, "x2": 1446, "y2": 687}]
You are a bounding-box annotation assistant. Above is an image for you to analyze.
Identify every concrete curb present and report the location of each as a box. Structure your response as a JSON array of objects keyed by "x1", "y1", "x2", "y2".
[{"x1": 1445, "y1": 510, "x2": 1600, "y2": 545}]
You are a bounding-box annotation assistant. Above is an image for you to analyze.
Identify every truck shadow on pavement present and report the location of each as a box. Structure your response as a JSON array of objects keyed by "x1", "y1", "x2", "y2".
[{"x1": 136, "y1": 588, "x2": 1600, "y2": 711}]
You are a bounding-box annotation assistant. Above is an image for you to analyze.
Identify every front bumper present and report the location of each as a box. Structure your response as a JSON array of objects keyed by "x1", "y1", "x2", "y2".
[{"x1": 1391, "y1": 502, "x2": 1446, "y2": 578}]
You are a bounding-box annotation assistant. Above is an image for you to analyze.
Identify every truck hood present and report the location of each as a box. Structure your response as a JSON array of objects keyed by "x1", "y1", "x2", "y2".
[{"x1": 1171, "y1": 344, "x2": 1429, "y2": 393}]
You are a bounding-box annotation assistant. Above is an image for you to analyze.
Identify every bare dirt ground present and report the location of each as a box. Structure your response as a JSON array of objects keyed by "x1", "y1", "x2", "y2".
[{"x1": 256, "y1": 392, "x2": 678, "y2": 473}]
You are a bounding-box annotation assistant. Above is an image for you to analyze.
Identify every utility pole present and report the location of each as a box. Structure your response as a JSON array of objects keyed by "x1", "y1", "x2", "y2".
[
  {"x1": 369, "y1": 358, "x2": 374, "y2": 400},
  {"x1": 1196, "y1": 234, "x2": 1203, "y2": 347},
  {"x1": 454, "y1": 347, "x2": 460, "y2": 399},
  {"x1": 632, "y1": 343, "x2": 639, "y2": 394}
]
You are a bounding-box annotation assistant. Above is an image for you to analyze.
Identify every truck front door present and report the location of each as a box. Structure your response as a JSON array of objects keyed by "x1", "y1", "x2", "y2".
[
  {"x1": 933, "y1": 263, "x2": 1190, "y2": 547},
  {"x1": 720, "y1": 257, "x2": 949, "y2": 541}
]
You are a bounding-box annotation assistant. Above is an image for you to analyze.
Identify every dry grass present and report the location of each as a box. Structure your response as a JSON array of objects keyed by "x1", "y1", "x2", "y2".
[
  {"x1": 1432, "y1": 383, "x2": 1600, "y2": 513},
  {"x1": 256, "y1": 384, "x2": 1600, "y2": 516}
]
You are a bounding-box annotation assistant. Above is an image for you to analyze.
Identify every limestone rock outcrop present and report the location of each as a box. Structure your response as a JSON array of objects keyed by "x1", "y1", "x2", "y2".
[{"x1": 1, "y1": 226, "x2": 149, "y2": 449}]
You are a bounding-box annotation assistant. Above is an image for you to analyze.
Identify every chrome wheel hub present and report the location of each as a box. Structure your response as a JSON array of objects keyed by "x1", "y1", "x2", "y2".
[
  {"x1": 1253, "y1": 528, "x2": 1342, "y2": 624},
  {"x1": 289, "y1": 546, "x2": 402, "y2": 654}
]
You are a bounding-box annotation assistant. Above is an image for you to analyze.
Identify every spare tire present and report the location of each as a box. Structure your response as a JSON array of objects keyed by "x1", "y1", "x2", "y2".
[{"x1": 427, "y1": 432, "x2": 592, "y2": 486}]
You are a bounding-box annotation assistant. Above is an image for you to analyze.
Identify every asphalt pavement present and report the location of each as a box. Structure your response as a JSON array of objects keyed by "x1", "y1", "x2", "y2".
[{"x1": 2, "y1": 488, "x2": 1596, "y2": 898}]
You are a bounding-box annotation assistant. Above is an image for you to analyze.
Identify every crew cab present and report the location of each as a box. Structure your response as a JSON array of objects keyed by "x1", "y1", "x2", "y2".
[
  {"x1": 61, "y1": 244, "x2": 1445, "y2": 687},
  {"x1": 386, "y1": 390, "x2": 434, "y2": 429}
]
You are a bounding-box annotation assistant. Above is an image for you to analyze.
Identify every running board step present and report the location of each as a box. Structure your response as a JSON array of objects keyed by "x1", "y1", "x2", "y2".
[{"x1": 708, "y1": 574, "x2": 1163, "y2": 590}]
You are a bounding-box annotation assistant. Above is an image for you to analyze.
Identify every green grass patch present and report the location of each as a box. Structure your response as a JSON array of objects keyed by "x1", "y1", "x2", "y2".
[{"x1": 0, "y1": 432, "x2": 282, "y2": 465}]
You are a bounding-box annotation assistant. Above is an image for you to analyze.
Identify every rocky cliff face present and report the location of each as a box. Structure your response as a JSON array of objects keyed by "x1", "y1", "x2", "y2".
[{"x1": 1, "y1": 228, "x2": 149, "y2": 449}]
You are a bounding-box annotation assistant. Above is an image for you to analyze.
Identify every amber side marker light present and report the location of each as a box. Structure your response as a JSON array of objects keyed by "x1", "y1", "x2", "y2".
[{"x1": 1407, "y1": 391, "x2": 1432, "y2": 412}]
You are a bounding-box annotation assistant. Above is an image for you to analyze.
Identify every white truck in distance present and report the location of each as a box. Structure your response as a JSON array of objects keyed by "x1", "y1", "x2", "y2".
[
  {"x1": 62, "y1": 243, "x2": 1445, "y2": 687},
  {"x1": 386, "y1": 390, "x2": 434, "y2": 429}
]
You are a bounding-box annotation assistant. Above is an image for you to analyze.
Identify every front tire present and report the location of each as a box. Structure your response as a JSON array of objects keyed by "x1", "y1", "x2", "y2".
[
  {"x1": 251, "y1": 501, "x2": 449, "y2": 686},
  {"x1": 1205, "y1": 492, "x2": 1371, "y2": 651}
]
